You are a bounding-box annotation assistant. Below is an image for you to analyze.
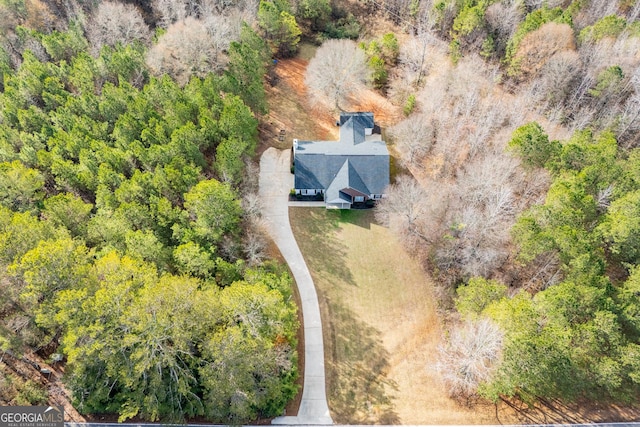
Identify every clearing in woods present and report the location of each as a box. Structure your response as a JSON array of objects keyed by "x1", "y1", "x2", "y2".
[
  {"x1": 259, "y1": 43, "x2": 401, "y2": 153},
  {"x1": 289, "y1": 208, "x2": 640, "y2": 424},
  {"x1": 268, "y1": 47, "x2": 640, "y2": 424}
]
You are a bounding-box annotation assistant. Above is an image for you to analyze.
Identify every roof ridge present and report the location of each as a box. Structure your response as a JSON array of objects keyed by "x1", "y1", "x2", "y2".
[{"x1": 347, "y1": 160, "x2": 370, "y2": 195}]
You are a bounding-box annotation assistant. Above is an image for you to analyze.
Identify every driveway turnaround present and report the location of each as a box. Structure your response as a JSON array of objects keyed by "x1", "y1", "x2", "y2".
[{"x1": 259, "y1": 148, "x2": 333, "y2": 425}]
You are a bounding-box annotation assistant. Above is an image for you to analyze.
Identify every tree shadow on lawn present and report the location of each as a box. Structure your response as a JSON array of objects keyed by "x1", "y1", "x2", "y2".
[
  {"x1": 323, "y1": 297, "x2": 400, "y2": 424},
  {"x1": 291, "y1": 208, "x2": 356, "y2": 286},
  {"x1": 291, "y1": 207, "x2": 398, "y2": 422},
  {"x1": 499, "y1": 395, "x2": 640, "y2": 425},
  {"x1": 325, "y1": 209, "x2": 374, "y2": 230}
]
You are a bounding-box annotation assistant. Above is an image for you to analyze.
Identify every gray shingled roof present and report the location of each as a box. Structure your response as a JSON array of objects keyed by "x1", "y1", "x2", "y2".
[
  {"x1": 339, "y1": 117, "x2": 366, "y2": 145},
  {"x1": 293, "y1": 113, "x2": 389, "y2": 200},
  {"x1": 293, "y1": 138, "x2": 388, "y2": 156},
  {"x1": 324, "y1": 159, "x2": 371, "y2": 203},
  {"x1": 339, "y1": 112, "x2": 374, "y2": 128},
  {"x1": 339, "y1": 113, "x2": 374, "y2": 145}
]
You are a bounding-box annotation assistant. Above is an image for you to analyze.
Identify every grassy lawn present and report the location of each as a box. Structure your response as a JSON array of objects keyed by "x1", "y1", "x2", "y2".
[
  {"x1": 276, "y1": 36, "x2": 639, "y2": 427},
  {"x1": 290, "y1": 208, "x2": 497, "y2": 424},
  {"x1": 289, "y1": 208, "x2": 637, "y2": 424}
]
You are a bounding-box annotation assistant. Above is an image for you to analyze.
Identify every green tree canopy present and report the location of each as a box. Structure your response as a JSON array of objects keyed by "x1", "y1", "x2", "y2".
[
  {"x1": 225, "y1": 24, "x2": 270, "y2": 114},
  {"x1": 0, "y1": 160, "x2": 45, "y2": 212},
  {"x1": 508, "y1": 122, "x2": 561, "y2": 169},
  {"x1": 456, "y1": 277, "x2": 508, "y2": 318},
  {"x1": 258, "y1": 0, "x2": 301, "y2": 57},
  {"x1": 600, "y1": 190, "x2": 640, "y2": 264},
  {"x1": 42, "y1": 193, "x2": 93, "y2": 238},
  {"x1": 0, "y1": 20, "x2": 297, "y2": 424},
  {"x1": 183, "y1": 179, "x2": 241, "y2": 248},
  {"x1": 479, "y1": 125, "x2": 640, "y2": 403},
  {"x1": 55, "y1": 253, "x2": 298, "y2": 423}
]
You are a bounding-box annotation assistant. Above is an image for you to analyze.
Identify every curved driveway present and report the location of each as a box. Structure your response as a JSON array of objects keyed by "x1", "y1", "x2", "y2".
[{"x1": 259, "y1": 148, "x2": 333, "y2": 425}]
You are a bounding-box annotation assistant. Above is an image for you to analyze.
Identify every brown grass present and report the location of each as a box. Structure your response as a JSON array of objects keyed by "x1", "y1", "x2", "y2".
[
  {"x1": 289, "y1": 208, "x2": 640, "y2": 424},
  {"x1": 259, "y1": 42, "x2": 403, "y2": 155},
  {"x1": 275, "y1": 42, "x2": 640, "y2": 426},
  {"x1": 289, "y1": 209, "x2": 494, "y2": 424},
  {"x1": 259, "y1": 46, "x2": 339, "y2": 153}
]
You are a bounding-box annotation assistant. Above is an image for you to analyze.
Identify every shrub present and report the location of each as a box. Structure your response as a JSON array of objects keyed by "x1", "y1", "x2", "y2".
[
  {"x1": 505, "y1": 7, "x2": 569, "y2": 75},
  {"x1": 368, "y1": 55, "x2": 387, "y2": 89},
  {"x1": 15, "y1": 380, "x2": 48, "y2": 405},
  {"x1": 579, "y1": 15, "x2": 627, "y2": 43},
  {"x1": 403, "y1": 94, "x2": 416, "y2": 116},
  {"x1": 323, "y1": 13, "x2": 360, "y2": 39}
]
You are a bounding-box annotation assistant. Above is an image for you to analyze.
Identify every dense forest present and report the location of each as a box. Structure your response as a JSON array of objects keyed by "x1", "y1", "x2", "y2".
[
  {"x1": 371, "y1": 0, "x2": 640, "y2": 407},
  {"x1": 2, "y1": 0, "x2": 640, "y2": 420},
  {"x1": 0, "y1": 0, "x2": 301, "y2": 423}
]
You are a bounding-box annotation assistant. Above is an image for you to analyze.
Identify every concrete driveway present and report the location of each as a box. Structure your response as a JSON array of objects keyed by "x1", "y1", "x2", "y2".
[{"x1": 259, "y1": 148, "x2": 333, "y2": 425}]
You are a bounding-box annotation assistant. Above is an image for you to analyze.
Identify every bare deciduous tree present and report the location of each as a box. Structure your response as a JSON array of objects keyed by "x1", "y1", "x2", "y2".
[
  {"x1": 485, "y1": 0, "x2": 524, "y2": 58},
  {"x1": 152, "y1": 0, "x2": 258, "y2": 28},
  {"x1": 201, "y1": 0, "x2": 259, "y2": 17},
  {"x1": 153, "y1": 0, "x2": 189, "y2": 28},
  {"x1": 397, "y1": 33, "x2": 434, "y2": 87},
  {"x1": 243, "y1": 228, "x2": 267, "y2": 266},
  {"x1": 146, "y1": 17, "x2": 221, "y2": 85},
  {"x1": 514, "y1": 22, "x2": 576, "y2": 79},
  {"x1": 523, "y1": 0, "x2": 565, "y2": 11},
  {"x1": 305, "y1": 39, "x2": 370, "y2": 111},
  {"x1": 24, "y1": 0, "x2": 58, "y2": 33},
  {"x1": 388, "y1": 31, "x2": 446, "y2": 104},
  {"x1": 434, "y1": 153, "x2": 523, "y2": 278},
  {"x1": 376, "y1": 175, "x2": 445, "y2": 249},
  {"x1": 573, "y1": 1, "x2": 620, "y2": 30},
  {"x1": 202, "y1": 13, "x2": 236, "y2": 65},
  {"x1": 382, "y1": 53, "x2": 546, "y2": 284},
  {"x1": 436, "y1": 318, "x2": 503, "y2": 399},
  {"x1": 389, "y1": 115, "x2": 434, "y2": 167},
  {"x1": 619, "y1": 90, "x2": 640, "y2": 147},
  {"x1": 524, "y1": 30, "x2": 640, "y2": 137},
  {"x1": 596, "y1": 184, "x2": 614, "y2": 213},
  {"x1": 485, "y1": 0, "x2": 522, "y2": 42},
  {"x1": 629, "y1": 1, "x2": 640, "y2": 22},
  {"x1": 242, "y1": 195, "x2": 267, "y2": 266},
  {"x1": 241, "y1": 192, "x2": 262, "y2": 221},
  {"x1": 527, "y1": 50, "x2": 583, "y2": 109},
  {"x1": 88, "y1": 1, "x2": 151, "y2": 53}
]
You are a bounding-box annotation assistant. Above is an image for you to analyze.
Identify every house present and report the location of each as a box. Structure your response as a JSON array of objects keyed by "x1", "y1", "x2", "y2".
[{"x1": 293, "y1": 112, "x2": 389, "y2": 209}]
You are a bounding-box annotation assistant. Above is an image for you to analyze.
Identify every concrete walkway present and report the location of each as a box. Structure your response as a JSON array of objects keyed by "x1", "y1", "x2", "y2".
[{"x1": 259, "y1": 148, "x2": 333, "y2": 425}]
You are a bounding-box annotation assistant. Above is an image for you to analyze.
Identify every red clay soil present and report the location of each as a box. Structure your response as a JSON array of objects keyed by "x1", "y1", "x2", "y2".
[
  {"x1": 259, "y1": 57, "x2": 337, "y2": 153},
  {"x1": 260, "y1": 50, "x2": 640, "y2": 425},
  {"x1": 1, "y1": 351, "x2": 85, "y2": 422},
  {"x1": 347, "y1": 90, "x2": 403, "y2": 128},
  {"x1": 259, "y1": 55, "x2": 404, "y2": 154}
]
